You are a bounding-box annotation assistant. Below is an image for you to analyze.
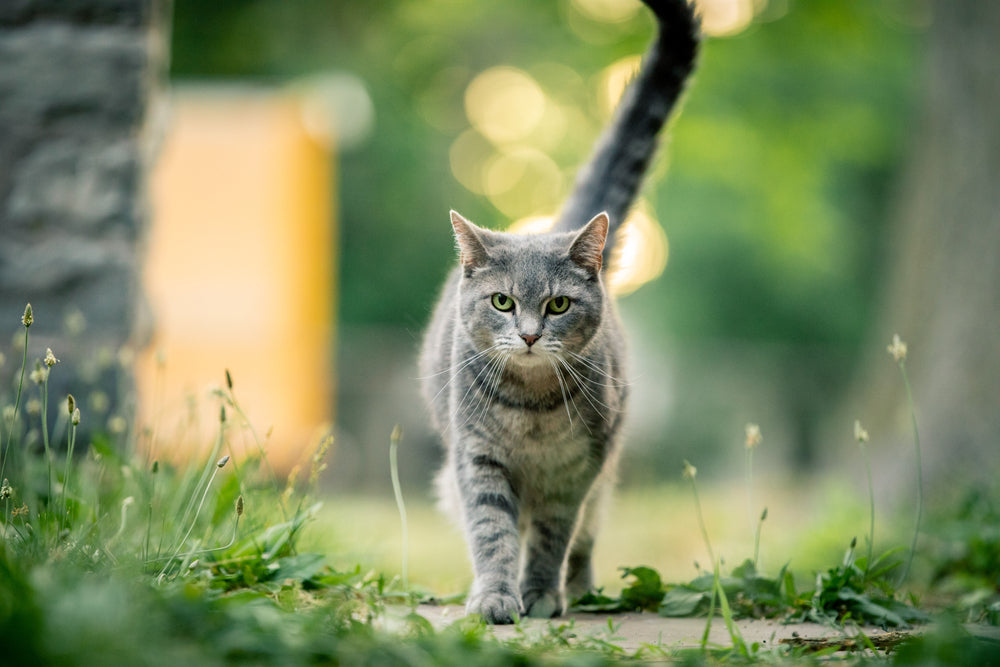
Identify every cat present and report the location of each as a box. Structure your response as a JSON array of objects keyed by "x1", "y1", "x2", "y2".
[{"x1": 419, "y1": 0, "x2": 699, "y2": 624}]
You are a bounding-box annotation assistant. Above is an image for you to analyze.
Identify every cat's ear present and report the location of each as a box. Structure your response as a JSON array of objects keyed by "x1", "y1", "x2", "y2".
[
  {"x1": 568, "y1": 211, "x2": 609, "y2": 275},
  {"x1": 451, "y1": 210, "x2": 490, "y2": 271}
]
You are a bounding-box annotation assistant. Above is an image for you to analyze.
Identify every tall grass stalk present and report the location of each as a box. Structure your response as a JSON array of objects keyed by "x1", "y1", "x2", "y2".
[
  {"x1": 854, "y1": 420, "x2": 875, "y2": 579},
  {"x1": 0, "y1": 305, "x2": 31, "y2": 482},
  {"x1": 899, "y1": 362, "x2": 922, "y2": 586},
  {"x1": 683, "y1": 460, "x2": 715, "y2": 567},
  {"x1": 887, "y1": 335, "x2": 922, "y2": 587},
  {"x1": 389, "y1": 425, "x2": 408, "y2": 590},
  {"x1": 714, "y1": 560, "x2": 749, "y2": 657},
  {"x1": 40, "y1": 369, "x2": 54, "y2": 510},
  {"x1": 157, "y1": 454, "x2": 231, "y2": 578},
  {"x1": 170, "y1": 408, "x2": 227, "y2": 548},
  {"x1": 743, "y1": 424, "x2": 762, "y2": 567},
  {"x1": 754, "y1": 508, "x2": 767, "y2": 568},
  {"x1": 62, "y1": 398, "x2": 80, "y2": 526},
  {"x1": 223, "y1": 369, "x2": 286, "y2": 520}
]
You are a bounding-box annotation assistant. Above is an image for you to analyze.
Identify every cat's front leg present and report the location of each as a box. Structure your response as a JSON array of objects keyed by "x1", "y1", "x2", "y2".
[
  {"x1": 457, "y1": 449, "x2": 523, "y2": 624},
  {"x1": 520, "y1": 502, "x2": 584, "y2": 618}
]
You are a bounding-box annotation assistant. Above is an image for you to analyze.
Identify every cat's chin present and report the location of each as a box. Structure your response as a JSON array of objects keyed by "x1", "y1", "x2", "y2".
[{"x1": 509, "y1": 350, "x2": 553, "y2": 368}]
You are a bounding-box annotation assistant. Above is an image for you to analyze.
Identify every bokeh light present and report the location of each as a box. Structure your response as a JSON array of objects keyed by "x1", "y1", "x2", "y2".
[{"x1": 464, "y1": 66, "x2": 547, "y2": 145}]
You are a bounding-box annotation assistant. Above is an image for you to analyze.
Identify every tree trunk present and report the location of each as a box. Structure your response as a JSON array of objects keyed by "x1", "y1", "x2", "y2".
[
  {"x1": 0, "y1": 0, "x2": 169, "y2": 444},
  {"x1": 833, "y1": 0, "x2": 1000, "y2": 498}
]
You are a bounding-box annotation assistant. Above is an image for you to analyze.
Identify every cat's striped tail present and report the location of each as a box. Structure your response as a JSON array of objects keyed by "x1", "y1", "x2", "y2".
[{"x1": 551, "y1": 0, "x2": 699, "y2": 259}]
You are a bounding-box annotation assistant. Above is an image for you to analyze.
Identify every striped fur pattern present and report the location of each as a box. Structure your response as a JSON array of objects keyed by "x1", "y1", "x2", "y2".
[{"x1": 420, "y1": 0, "x2": 699, "y2": 624}]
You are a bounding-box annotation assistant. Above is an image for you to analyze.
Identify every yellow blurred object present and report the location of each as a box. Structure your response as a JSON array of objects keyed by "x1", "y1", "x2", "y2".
[{"x1": 141, "y1": 89, "x2": 336, "y2": 471}]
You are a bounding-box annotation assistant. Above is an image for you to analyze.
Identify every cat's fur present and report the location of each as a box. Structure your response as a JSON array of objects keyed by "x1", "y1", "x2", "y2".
[{"x1": 420, "y1": 0, "x2": 699, "y2": 624}]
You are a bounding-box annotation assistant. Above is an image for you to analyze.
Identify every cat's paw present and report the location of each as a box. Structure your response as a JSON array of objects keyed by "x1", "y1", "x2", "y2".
[
  {"x1": 466, "y1": 589, "x2": 522, "y2": 625},
  {"x1": 521, "y1": 588, "x2": 563, "y2": 618}
]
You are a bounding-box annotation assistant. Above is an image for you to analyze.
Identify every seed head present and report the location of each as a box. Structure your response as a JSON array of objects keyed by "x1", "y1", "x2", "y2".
[
  {"x1": 21, "y1": 303, "x2": 33, "y2": 328},
  {"x1": 853, "y1": 419, "x2": 869, "y2": 443},
  {"x1": 682, "y1": 460, "x2": 697, "y2": 480},
  {"x1": 67, "y1": 394, "x2": 76, "y2": 415},
  {"x1": 391, "y1": 424, "x2": 403, "y2": 444},
  {"x1": 26, "y1": 399, "x2": 42, "y2": 416},
  {"x1": 29, "y1": 363, "x2": 47, "y2": 385},
  {"x1": 216, "y1": 455, "x2": 230, "y2": 468},
  {"x1": 44, "y1": 348, "x2": 59, "y2": 367},
  {"x1": 1, "y1": 479, "x2": 12, "y2": 499},
  {"x1": 744, "y1": 423, "x2": 762, "y2": 450},
  {"x1": 152, "y1": 460, "x2": 159, "y2": 474},
  {"x1": 225, "y1": 368, "x2": 233, "y2": 390},
  {"x1": 220, "y1": 405, "x2": 226, "y2": 423},
  {"x1": 887, "y1": 334, "x2": 907, "y2": 362},
  {"x1": 235, "y1": 494, "x2": 244, "y2": 517},
  {"x1": 760, "y1": 507, "x2": 768, "y2": 522},
  {"x1": 72, "y1": 408, "x2": 81, "y2": 426}
]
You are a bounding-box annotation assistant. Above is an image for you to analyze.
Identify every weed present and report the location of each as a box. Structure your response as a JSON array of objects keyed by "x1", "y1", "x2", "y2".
[
  {"x1": 887, "y1": 334, "x2": 923, "y2": 587},
  {"x1": 389, "y1": 424, "x2": 409, "y2": 590}
]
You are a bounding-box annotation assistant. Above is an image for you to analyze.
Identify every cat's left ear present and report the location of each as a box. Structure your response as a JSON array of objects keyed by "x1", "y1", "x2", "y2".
[
  {"x1": 451, "y1": 210, "x2": 490, "y2": 272},
  {"x1": 568, "y1": 212, "x2": 609, "y2": 275}
]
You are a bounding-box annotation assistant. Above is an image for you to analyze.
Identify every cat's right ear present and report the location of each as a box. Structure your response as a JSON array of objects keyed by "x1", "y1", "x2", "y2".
[{"x1": 451, "y1": 210, "x2": 490, "y2": 272}]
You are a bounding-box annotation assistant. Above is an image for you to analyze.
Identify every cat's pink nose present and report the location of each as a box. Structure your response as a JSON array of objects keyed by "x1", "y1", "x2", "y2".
[{"x1": 520, "y1": 333, "x2": 540, "y2": 347}]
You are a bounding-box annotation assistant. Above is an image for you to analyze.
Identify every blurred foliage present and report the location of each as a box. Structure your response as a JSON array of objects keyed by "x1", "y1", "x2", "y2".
[{"x1": 171, "y1": 0, "x2": 921, "y2": 345}]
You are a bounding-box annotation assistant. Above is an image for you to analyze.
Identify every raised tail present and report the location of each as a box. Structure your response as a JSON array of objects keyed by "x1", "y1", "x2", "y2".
[{"x1": 551, "y1": 0, "x2": 699, "y2": 259}]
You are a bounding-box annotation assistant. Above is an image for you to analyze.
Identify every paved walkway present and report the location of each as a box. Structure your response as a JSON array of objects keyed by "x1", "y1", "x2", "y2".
[{"x1": 415, "y1": 605, "x2": 1000, "y2": 654}]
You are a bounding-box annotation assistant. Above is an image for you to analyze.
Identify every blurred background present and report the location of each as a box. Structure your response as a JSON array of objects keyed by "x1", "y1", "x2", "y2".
[{"x1": 2, "y1": 0, "x2": 997, "y2": 591}]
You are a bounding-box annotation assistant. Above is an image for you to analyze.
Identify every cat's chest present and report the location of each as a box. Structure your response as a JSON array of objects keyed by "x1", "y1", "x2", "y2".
[{"x1": 492, "y1": 407, "x2": 592, "y2": 476}]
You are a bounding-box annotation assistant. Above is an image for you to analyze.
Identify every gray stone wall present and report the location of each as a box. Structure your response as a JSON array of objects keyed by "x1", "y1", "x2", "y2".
[{"x1": 0, "y1": 0, "x2": 166, "y2": 439}]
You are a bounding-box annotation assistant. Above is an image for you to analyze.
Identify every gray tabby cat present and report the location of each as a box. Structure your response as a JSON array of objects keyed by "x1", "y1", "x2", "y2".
[{"x1": 420, "y1": 0, "x2": 699, "y2": 624}]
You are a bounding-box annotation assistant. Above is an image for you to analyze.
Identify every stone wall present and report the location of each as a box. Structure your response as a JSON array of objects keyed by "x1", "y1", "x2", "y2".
[{"x1": 0, "y1": 0, "x2": 166, "y2": 439}]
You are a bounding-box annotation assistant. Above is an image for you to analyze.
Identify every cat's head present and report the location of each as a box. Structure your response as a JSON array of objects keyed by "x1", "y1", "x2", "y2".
[{"x1": 450, "y1": 210, "x2": 609, "y2": 367}]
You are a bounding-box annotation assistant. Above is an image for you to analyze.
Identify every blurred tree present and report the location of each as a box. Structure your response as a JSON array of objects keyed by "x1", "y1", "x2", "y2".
[{"x1": 832, "y1": 0, "x2": 1000, "y2": 492}]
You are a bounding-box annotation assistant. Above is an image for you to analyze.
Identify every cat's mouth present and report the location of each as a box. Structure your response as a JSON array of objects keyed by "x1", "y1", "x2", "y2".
[{"x1": 511, "y1": 346, "x2": 551, "y2": 367}]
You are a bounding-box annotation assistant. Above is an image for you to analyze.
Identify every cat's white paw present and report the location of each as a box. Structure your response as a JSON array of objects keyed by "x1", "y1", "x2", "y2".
[
  {"x1": 521, "y1": 588, "x2": 563, "y2": 618},
  {"x1": 466, "y1": 589, "x2": 522, "y2": 625}
]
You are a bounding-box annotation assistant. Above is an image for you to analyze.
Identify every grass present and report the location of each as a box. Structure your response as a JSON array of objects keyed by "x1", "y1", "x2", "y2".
[{"x1": 1, "y1": 306, "x2": 998, "y2": 665}]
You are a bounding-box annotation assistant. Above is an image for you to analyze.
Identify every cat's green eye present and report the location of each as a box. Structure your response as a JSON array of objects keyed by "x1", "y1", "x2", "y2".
[
  {"x1": 546, "y1": 296, "x2": 571, "y2": 315},
  {"x1": 491, "y1": 293, "x2": 515, "y2": 312}
]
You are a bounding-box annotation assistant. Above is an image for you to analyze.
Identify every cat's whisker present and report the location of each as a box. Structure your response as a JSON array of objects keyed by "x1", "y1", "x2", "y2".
[
  {"x1": 559, "y1": 358, "x2": 613, "y2": 425},
  {"x1": 452, "y1": 351, "x2": 504, "y2": 427},
  {"x1": 423, "y1": 344, "x2": 500, "y2": 382},
  {"x1": 474, "y1": 352, "x2": 508, "y2": 427},
  {"x1": 457, "y1": 352, "x2": 508, "y2": 429},
  {"x1": 567, "y1": 350, "x2": 630, "y2": 387},
  {"x1": 552, "y1": 359, "x2": 592, "y2": 435},
  {"x1": 548, "y1": 359, "x2": 574, "y2": 428},
  {"x1": 429, "y1": 344, "x2": 505, "y2": 406}
]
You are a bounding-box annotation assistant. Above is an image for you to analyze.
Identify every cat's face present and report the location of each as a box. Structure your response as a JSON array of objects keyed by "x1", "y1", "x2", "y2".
[{"x1": 451, "y1": 210, "x2": 609, "y2": 368}]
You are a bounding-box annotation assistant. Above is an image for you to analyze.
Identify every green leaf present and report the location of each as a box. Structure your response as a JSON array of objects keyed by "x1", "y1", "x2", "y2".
[
  {"x1": 619, "y1": 566, "x2": 665, "y2": 612},
  {"x1": 268, "y1": 553, "x2": 326, "y2": 583},
  {"x1": 659, "y1": 587, "x2": 710, "y2": 617}
]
